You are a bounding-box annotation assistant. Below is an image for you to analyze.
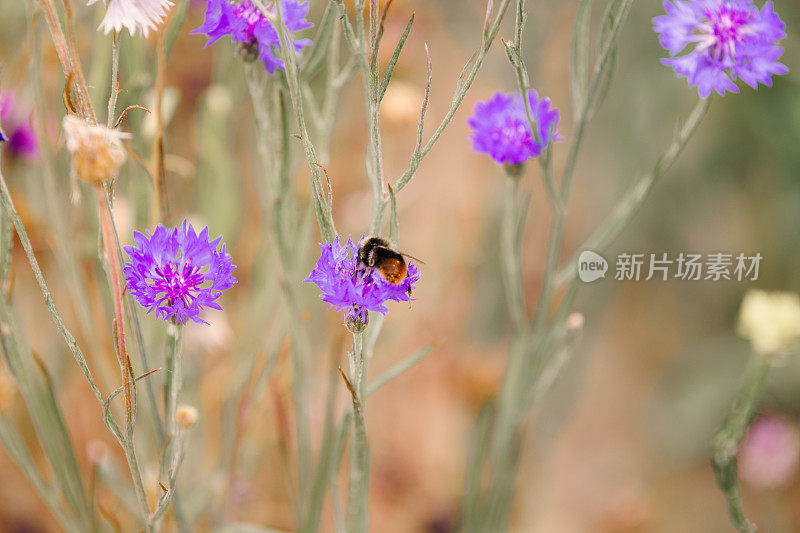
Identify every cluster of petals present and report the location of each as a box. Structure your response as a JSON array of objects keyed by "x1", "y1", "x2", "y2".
[
  {"x1": 653, "y1": 0, "x2": 788, "y2": 97},
  {"x1": 468, "y1": 90, "x2": 562, "y2": 166},
  {"x1": 192, "y1": 0, "x2": 313, "y2": 73},
  {"x1": 123, "y1": 221, "x2": 237, "y2": 325},
  {"x1": 304, "y1": 237, "x2": 419, "y2": 321},
  {"x1": 88, "y1": 0, "x2": 174, "y2": 37}
]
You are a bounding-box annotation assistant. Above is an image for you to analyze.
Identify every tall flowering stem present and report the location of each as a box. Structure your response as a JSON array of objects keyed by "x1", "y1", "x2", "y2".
[
  {"x1": 459, "y1": 0, "x2": 712, "y2": 529},
  {"x1": 149, "y1": 324, "x2": 185, "y2": 528},
  {"x1": 711, "y1": 290, "x2": 800, "y2": 532},
  {"x1": 344, "y1": 332, "x2": 369, "y2": 533},
  {"x1": 244, "y1": 64, "x2": 317, "y2": 525},
  {"x1": 35, "y1": 0, "x2": 154, "y2": 525},
  {"x1": 368, "y1": 0, "x2": 515, "y2": 232},
  {"x1": 95, "y1": 186, "x2": 152, "y2": 527}
]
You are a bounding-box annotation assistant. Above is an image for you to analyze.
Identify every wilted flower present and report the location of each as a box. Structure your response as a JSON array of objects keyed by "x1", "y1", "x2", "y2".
[
  {"x1": 123, "y1": 221, "x2": 237, "y2": 325},
  {"x1": 192, "y1": 0, "x2": 312, "y2": 73},
  {"x1": 653, "y1": 0, "x2": 788, "y2": 98},
  {"x1": 739, "y1": 414, "x2": 800, "y2": 489},
  {"x1": 87, "y1": 0, "x2": 174, "y2": 37},
  {"x1": 737, "y1": 289, "x2": 800, "y2": 356},
  {"x1": 62, "y1": 115, "x2": 129, "y2": 184},
  {"x1": 0, "y1": 92, "x2": 38, "y2": 161},
  {"x1": 304, "y1": 236, "x2": 419, "y2": 324},
  {"x1": 468, "y1": 90, "x2": 561, "y2": 167}
]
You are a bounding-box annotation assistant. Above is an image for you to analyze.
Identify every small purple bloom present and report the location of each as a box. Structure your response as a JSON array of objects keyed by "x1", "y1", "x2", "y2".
[
  {"x1": 653, "y1": 1, "x2": 788, "y2": 98},
  {"x1": 191, "y1": 0, "x2": 312, "y2": 73},
  {"x1": 0, "y1": 92, "x2": 38, "y2": 161},
  {"x1": 304, "y1": 236, "x2": 420, "y2": 321},
  {"x1": 123, "y1": 221, "x2": 237, "y2": 325},
  {"x1": 468, "y1": 90, "x2": 562, "y2": 166}
]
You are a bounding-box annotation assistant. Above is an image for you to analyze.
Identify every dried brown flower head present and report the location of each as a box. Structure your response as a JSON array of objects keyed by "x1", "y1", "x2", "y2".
[{"x1": 62, "y1": 115, "x2": 129, "y2": 184}]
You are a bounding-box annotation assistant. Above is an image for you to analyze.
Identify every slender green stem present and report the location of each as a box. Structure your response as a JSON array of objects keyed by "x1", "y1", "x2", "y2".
[
  {"x1": 711, "y1": 353, "x2": 770, "y2": 533},
  {"x1": 151, "y1": 324, "x2": 185, "y2": 529},
  {"x1": 500, "y1": 175, "x2": 529, "y2": 332},
  {"x1": 245, "y1": 63, "x2": 314, "y2": 524},
  {"x1": 107, "y1": 31, "x2": 119, "y2": 129},
  {"x1": 0, "y1": 417, "x2": 82, "y2": 533},
  {"x1": 163, "y1": 325, "x2": 183, "y2": 443},
  {"x1": 560, "y1": 0, "x2": 633, "y2": 200},
  {"x1": 0, "y1": 166, "x2": 106, "y2": 407},
  {"x1": 506, "y1": 0, "x2": 562, "y2": 213},
  {"x1": 0, "y1": 268, "x2": 92, "y2": 531},
  {"x1": 345, "y1": 333, "x2": 369, "y2": 533},
  {"x1": 368, "y1": 0, "x2": 514, "y2": 229},
  {"x1": 262, "y1": 0, "x2": 337, "y2": 243},
  {"x1": 553, "y1": 97, "x2": 711, "y2": 288}
]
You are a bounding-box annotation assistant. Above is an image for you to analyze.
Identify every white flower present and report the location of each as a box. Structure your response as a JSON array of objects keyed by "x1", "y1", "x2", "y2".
[
  {"x1": 737, "y1": 290, "x2": 800, "y2": 356},
  {"x1": 87, "y1": 0, "x2": 174, "y2": 38}
]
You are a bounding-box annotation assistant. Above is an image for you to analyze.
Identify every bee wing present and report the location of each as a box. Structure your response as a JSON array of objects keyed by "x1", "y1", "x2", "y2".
[{"x1": 399, "y1": 251, "x2": 425, "y2": 264}]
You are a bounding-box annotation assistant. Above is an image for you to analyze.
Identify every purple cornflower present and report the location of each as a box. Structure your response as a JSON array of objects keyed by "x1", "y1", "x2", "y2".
[
  {"x1": 0, "y1": 92, "x2": 38, "y2": 161},
  {"x1": 192, "y1": 0, "x2": 312, "y2": 73},
  {"x1": 304, "y1": 237, "x2": 420, "y2": 323},
  {"x1": 653, "y1": 1, "x2": 788, "y2": 98},
  {"x1": 468, "y1": 90, "x2": 562, "y2": 166},
  {"x1": 123, "y1": 221, "x2": 237, "y2": 325}
]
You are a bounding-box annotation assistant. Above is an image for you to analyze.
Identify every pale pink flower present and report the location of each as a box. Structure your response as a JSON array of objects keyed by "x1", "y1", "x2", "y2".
[
  {"x1": 739, "y1": 414, "x2": 800, "y2": 489},
  {"x1": 88, "y1": 0, "x2": 174, "y2": 38}
]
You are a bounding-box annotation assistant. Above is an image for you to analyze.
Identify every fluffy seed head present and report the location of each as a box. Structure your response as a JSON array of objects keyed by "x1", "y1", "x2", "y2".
[{"x1": 63, "y1": 115, "x2": 129, "y2": 184}]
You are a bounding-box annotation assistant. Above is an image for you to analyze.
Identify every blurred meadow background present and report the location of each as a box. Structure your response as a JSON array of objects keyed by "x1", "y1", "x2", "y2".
[{"x1": 1, "y1": 0, "x2": 800, "y2": 531}]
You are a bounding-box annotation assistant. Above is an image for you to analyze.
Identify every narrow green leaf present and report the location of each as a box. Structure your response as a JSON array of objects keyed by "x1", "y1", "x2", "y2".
[
  {"x1": 301, "y1": 1, "x2": 337, "y2": 79},
  {"x1": 587, "y1": 46, "x2": 616, "y2": 119},
  {"x1": 164, "y1": 0, "x2": 189, "y2": 56},
  {"x1": 570, "y1": 0, "x2": 592, "y2": 113},
  {"x1": 378, "y1": 13, "x2": 414, "y2": 102},
  {"x1": 599, "y1": 0, "x2": 623, "y2": 46},
  {"x1": 387, "y1": 184, "x2": 399, "y2": 246},
  {"x1": 365, "y1": 346, "x2": 432, "y2": 397},
  {"x1": 0, "y1": 418, "x2": 80, "y2": 533},
  {"x1": 457, "y1": 402, "x2": 494, "y2": 526}
]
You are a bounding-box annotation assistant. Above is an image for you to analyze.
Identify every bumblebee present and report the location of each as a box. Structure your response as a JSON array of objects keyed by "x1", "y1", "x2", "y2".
[{"x1": 357, "y1": 236, "x2": 416, "y2": 285}]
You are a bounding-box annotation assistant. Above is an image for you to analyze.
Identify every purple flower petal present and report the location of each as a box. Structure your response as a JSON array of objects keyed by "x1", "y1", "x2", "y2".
[
  {"x1": 304, "y1": 237, "x2": 420, "y2": 320},
  {"x1": 467, "y1": 90, "x2": 562, "y2": 166},
  {"x1": 123, "y1": 220, "x2": 237, "y2": 325},
  {"x1": 192, "y1": 0, "x2": 313, "y2": 74},
  {"x1": 653, "y1": 0, "x2": 788, "y2": 97}
]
